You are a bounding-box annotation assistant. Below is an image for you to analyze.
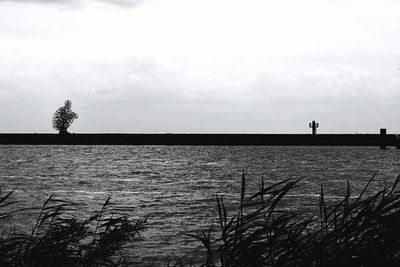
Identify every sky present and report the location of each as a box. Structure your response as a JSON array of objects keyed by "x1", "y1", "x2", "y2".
[{"x1": 1, "y1": 0, "x2": 400, "y2": 133}]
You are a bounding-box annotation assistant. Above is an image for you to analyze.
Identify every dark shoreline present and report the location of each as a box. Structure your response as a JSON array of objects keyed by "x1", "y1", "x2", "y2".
[{"x1": 1, "y1": 133, "x2": 400, "y2": 147}]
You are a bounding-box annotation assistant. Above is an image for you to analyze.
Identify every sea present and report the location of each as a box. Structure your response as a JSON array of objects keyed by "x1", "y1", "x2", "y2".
[{"x1": 1, "y1": 145, "x2": 400, "y2": 265}]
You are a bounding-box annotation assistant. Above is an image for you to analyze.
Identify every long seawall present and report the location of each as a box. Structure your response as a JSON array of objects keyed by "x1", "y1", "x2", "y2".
[{"x1": 1, "y1": 133, "x2": 399, "y2": 147}]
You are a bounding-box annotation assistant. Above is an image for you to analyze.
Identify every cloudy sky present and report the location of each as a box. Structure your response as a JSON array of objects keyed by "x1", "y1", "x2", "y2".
[{"x1": 1, "y1": 0, "x2": 400, "y2": 133}]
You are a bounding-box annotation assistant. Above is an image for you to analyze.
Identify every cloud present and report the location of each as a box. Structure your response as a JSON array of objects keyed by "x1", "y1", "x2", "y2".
[
  {"x1": 2, "y1": 51, "x2": 400, "y2": 133},
  {"x1": 1, "y1": 0, "x2": 400, "y2": 133},
  {"x1": 0, "y1": 0, "x2": 146, "y2": 8},
  {"x1": 249, "y1": 64, "x2": 400, "y2": 105},
  {"x1": 96, "y1": 0, "x2": 146, "y2": 7}
]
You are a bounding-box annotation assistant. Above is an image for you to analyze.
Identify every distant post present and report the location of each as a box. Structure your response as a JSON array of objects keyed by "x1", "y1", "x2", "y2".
[
  {"x1": 309, "y1": 121, "x2": 319, "y2": 135},
  {"x1": 396, "y1": 135, "x2": 400, "y2": 149},
  {"x1": 380, "y1": 128, "x2": 386, "y2": 149}
]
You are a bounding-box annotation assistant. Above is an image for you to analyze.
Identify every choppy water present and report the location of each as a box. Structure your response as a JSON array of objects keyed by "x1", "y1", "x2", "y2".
[{"x1": 1, "y1": 145, "x2": 400, "y2": 265}]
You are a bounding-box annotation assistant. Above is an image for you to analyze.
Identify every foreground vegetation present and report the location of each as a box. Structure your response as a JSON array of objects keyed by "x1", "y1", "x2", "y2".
[
  {"x1": 0, "y1": 192, "x2": 147, "y2": 266},
  {"x1": 185, "y1": 173, "x2": 400, "y2": 267},
  {"x1": 3, "y1": 172, "x2": 400, "y2": 266}
]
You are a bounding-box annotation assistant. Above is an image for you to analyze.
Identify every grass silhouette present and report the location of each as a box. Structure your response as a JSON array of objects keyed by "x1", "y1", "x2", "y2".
[
  {"x1": 0, "y1": 191, "x2": 147, "y2": 267},
  {"x1": 185, "y1": 173, "x2": 400, "y2": 267}
]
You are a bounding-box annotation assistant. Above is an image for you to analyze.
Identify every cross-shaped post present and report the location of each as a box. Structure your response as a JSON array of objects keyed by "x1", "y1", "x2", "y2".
[{"x1": 309, "y1": 120, "x2": 319, "y2": 135}]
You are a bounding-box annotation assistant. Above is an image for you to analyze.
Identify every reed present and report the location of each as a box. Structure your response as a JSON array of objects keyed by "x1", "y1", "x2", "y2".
[
  {"x1": 0, "y1": 190, "x2": 147, "y2": 267},
  {"x1": 187, "y1": 173, "x2": 400, "y2": 267}
]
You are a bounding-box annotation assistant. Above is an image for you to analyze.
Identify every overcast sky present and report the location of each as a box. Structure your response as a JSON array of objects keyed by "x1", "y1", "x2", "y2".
[{"x1": 1, "y1": 0, "x2": 400, "y2": 133}]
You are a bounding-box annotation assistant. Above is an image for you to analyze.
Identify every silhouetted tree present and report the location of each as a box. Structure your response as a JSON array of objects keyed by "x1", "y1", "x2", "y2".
[{"x1": 52, "y1": 100, "x2": 78, "y2": 134}]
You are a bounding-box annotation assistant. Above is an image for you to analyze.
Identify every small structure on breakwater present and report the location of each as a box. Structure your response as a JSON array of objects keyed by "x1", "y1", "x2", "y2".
[
  {"x1": 309, "y1": 120, "x2": 319, "y2": 135},
  {"x1": 380, "y1": 128, "x2": 387, "y2": 149}
]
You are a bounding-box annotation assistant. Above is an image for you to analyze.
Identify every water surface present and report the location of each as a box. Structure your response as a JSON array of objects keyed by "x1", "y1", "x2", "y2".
[{"x1": 1, "y1": 145, "x2": 400, "y2": 264}]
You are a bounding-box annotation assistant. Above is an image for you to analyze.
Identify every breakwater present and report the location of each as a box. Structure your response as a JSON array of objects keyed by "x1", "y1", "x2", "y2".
[{"x1": 1, "y1": 133, "x2": 399, "y2": 147}]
